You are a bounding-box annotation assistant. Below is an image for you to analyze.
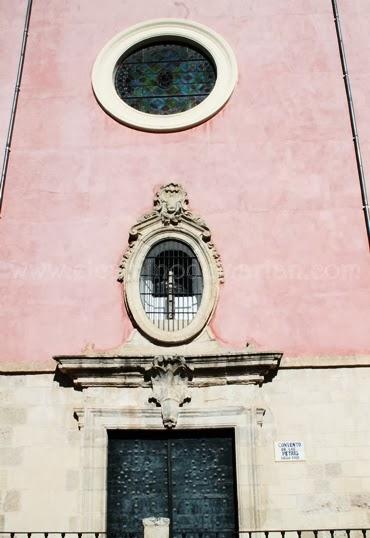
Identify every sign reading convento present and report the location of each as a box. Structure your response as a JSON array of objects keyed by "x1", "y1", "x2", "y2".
[{"x1": 274, "y1": 441, "x2": 305, "y2": 461}]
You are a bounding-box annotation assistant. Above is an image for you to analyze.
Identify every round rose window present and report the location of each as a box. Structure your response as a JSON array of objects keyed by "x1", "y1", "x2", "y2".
[
  {"x1": 114, "y1": 41, "x2": 216, "y2": 115},
  {"x1": 92, "y1": 19, "x2": 238, "y2": 131}
]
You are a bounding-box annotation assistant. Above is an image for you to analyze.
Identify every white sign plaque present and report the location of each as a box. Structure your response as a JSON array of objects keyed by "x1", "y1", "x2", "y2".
[{"x1": 274, "y1": 441, "x2": 305, "y2": 461}]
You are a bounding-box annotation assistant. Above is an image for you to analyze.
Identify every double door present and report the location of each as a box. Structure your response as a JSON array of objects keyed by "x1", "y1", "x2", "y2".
[{"x1": 107, "y1": 429, "x2": 238, "y2": 538}]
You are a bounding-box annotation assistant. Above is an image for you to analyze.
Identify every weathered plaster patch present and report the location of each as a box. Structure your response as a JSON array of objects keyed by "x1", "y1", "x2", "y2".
[
  {"x1": 0, "y1": 448, "x2": 23, "y2": 466},
  {"x1": 325, "y1": 462, "x2": 342, "y2": 477},
  {"x1": 0, "y1": 408, "x2": 27, "y2": 425},
  {"x1": 0, "y1": 428, "x2": 13, "y2": 445},
  {"x1": 3, "y1": 490, "x2": 21, "y2": 512},
  {"x1": 350, "y1": 494, "x2": 370, "y2": 510},
  {"x1": 66, "y1": 469, "x2": 80, "y2": 491}
]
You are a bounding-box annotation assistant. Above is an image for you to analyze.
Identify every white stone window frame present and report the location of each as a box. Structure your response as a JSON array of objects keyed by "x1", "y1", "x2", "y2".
[
  {"x1": 91, "y1": 19, "x2": 238, "y2": 132},
  {"x1": 125, "y1": 226, "x2": 219, "y2": 345}
]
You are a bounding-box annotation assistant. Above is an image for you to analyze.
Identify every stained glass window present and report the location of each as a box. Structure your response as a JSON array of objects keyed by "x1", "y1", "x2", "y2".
[{"x1": 114, "y1": 42, "x2": 216, "y2": 115}]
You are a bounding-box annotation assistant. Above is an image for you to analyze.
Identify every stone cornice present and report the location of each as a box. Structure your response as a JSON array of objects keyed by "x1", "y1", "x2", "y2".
[
  {"x1": 279, "y1": 355, "x2": 370, "y2": 368},
  {"x1": 2, "y1": 354, "x2": 370, "y2": 375},
  {"x1": 55, "y1": 350, "x2": 282, "y2": 389}
]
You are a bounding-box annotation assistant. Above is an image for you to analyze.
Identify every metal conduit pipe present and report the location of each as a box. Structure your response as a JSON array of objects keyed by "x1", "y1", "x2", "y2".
[
  {"x1": 0, "y1": 0, "x2": 33, "y2": 214},
  {"x1": 332, "y1": 0, "x2": 370, "y2": 247}
]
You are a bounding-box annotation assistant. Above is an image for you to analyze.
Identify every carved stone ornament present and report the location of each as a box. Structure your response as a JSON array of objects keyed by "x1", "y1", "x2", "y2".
[
  {"x1": 116, "y1": 182, "x2": 225, "y2": 345},
  {"x1": 55, "y1": 328, "x2": 282, "y2": 390},
  {"x1": 117, "y1": 182, "x2": 224, "y2": 283},
  {"x1": 154, "y1": 183, "x2": 189, "y2": 225},
  {"x1": 144, "y1": 356, "x2": 193, "y2": 428},
  {"x1": 55, "y1": 328, "x2": 283, "y2": 429},
  {"x1": 53, "y1": 182, "x2": 284, "y2": 429}
]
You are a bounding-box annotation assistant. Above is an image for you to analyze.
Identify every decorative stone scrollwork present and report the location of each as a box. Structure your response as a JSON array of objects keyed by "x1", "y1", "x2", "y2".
[
  {"x1": 154, "y1": 182, "x2": 189, "y2": 225},
  {"x1": 145, "y1": 356, "x2": 193, "y2": 428},
  {"x1": 117, "y1": 183, "x2": 224, "y2": 344},
  {"x1": 117, "y1": 182, "x2": 224, "y2": 284}
]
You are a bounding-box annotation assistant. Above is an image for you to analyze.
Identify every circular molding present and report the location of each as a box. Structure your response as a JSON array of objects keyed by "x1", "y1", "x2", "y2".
[
  {"x1": 92, "y1": 19, "x2": 238, "y2": 132},
  {"x1": 124, "y1": 228, "x2": 220, "y2": 345}
]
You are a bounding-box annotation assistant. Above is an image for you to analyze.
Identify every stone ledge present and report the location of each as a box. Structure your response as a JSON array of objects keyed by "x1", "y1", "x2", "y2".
[
  {"x1": 53, "y1": 328, "x2": 282, "y2": 389},
  {"x1": 280, "y1": 355, "x2": 370, "y2": 368},
  {"x1": 1, "y1": 354, "x2": 370, "y2": 375},
  {"x1": 55, "y1": 351, "x2": 282, "y2": 389}
]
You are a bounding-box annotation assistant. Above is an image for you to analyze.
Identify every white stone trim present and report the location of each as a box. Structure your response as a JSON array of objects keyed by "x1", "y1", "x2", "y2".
[
  {"x1": 10, "y1": 354, "x2": 369, "y2": 374},
  {"x1": 118, "y1": 183, "x2": 223, "y2": 345},
  {"x1": 56, "y1": 345, "x2": 281, "y2": 389},
  {"x1": 91, "y1": 19, "x2": 238, "y2": 132},
  {"x1": 125, "y1": 228, "x2": 219, "y2": 344},
  {"x1": 77, "y1": 405, "x2": 258, "y2": 530}
]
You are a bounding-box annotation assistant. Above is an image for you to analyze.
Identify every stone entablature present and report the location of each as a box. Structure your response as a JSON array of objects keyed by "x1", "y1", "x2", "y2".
[
  {"x1": 55, "y1": 328, "x2": 281, "y2": 389},
  {"x1": 55, "y1": 329, "x2": 281, "y2": 428},
  {"x1": 55, "y1": 348, "x2": 281, "y2": 389}
]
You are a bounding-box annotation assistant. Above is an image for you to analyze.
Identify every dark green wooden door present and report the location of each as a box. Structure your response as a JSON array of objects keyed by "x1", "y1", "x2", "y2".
[{"x1": 107, "y1": 430, "x2": 238, "y2": 538}]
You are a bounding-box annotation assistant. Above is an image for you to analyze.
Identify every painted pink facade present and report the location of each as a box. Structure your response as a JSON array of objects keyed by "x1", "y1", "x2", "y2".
[{"x1": 1, "y1": 0, "x2": 369, "y2": 369}]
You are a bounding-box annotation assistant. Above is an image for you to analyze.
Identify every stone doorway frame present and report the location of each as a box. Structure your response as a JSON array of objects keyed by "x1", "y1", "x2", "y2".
[{"x1": 74, "y1": 406, "x2": 261, "y2": 531}]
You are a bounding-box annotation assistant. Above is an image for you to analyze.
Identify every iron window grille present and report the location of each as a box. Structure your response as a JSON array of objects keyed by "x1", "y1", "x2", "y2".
[{"x1": 139, "y1": 240, "x2": 203, "y2": 331}]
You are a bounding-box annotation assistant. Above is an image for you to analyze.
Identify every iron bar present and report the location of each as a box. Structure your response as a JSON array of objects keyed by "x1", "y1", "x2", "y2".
[
  {"x1": 0, "y1": 0, "x2": 33, "y2": 214},
  {"x1": 140, "y1": 240, "x2": 203, "y2": 330},
  {"x1": 167, "y1": 438, "x2": 174, "y2": 538},
  {"x1": 331, "y1": 0, "x2": 370, "y2": 247}
]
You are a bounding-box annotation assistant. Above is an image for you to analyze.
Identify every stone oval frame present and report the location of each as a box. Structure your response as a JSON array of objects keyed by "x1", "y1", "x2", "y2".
[
  {"x1": 92, "y1": 19, "x2": 238, "y2": 132},
  {"x1": 124, "y1": 227, "x2": 220, "y2": 345}
]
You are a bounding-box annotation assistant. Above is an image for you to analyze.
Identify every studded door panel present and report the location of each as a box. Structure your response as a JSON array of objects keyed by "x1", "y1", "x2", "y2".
[
  {"x1": 171, "y1": 433, "x2": 237, "y2": 536},
  {"x1": 107, "y1": 436, "x2": 169, "y2": 536},
  {"x1": 107, "y1": 430, "x2": 237, "y2": 538}
]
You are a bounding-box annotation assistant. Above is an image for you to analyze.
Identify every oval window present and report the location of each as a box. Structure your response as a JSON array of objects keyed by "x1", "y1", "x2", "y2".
[
  {"x1": 114, "y1": 41, "x2": 216, "y2": 115},
  {"x1": 91, "y1": 19, "x2": 238, "y2": 131},
  {"x1": 139, "y1": 240, "x2": 203, "y2": 331}
]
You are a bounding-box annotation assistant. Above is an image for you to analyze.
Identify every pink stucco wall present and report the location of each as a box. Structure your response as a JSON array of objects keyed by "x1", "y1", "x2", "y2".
[{"x1": 0, "y1": 0, "x2": 369, "y2": 368}]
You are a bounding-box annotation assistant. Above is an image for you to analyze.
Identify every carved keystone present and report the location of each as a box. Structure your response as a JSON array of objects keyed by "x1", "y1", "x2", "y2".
[{"x1": 145, "y1": 356, "x2": 193, "y2": 429}]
